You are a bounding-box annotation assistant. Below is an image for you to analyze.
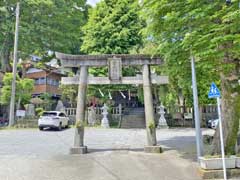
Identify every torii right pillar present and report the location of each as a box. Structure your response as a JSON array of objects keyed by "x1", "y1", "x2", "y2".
[{"x1": 142, "y1": 64, "x2": 162, "y2": 153}]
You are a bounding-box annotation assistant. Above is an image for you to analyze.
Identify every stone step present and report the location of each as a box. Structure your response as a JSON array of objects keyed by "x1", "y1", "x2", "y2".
[
  {"x1": 123, "y1": 108, "x2": 145, "y2": 115},
  {"x1": 120, "y1": 114, "x2": 146, "y2": 128}
]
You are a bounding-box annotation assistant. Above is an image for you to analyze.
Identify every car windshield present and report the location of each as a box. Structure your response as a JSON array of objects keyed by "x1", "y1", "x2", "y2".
[{"x1": 42, "y1": 112, "x2": 58, "y2": 116}]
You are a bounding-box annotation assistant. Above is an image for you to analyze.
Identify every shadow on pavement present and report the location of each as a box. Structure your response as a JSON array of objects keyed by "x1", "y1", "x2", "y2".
[
  {"x1": 88, "y1": 148, "x2": 144, "y2": 153},
  {"x1": 158, "y1": 135, "x2": 198, "y2": 162},
  {"x1": 40, "y1": 127, "x2": 71, "y2": 132}
]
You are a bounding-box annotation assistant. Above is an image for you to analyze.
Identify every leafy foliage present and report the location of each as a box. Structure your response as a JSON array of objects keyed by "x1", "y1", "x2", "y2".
[
  {"x1": 81, "y1": 0, "x2": 145, "y2": 54},
  {"x1": 39, "y1": 92, "x2": 54, "y2": 110},
  {"x1": 0, "y1": 0, "x2": 88, "y2": 71},
  {"x1": 142, "y1": 0, "x2": 240, "y2": 153},
  {"x1": 35, "y1": 107, "x2": 44, "y2": 117},
  {"x1": 142, "y1": 0, "x2": 240, "y2": 106},
  {"x1": 60, "y1": 84, "x2": 78, "y2": 107},
  {"x1": 0, "y1": 73, "x2": 34, "y2": 105},
  {"x1": 80, "y1": 0, "x2": 145, "y2": 103}
]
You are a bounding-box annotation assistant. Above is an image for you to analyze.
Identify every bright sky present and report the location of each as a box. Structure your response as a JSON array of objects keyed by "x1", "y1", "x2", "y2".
[{"x1": 87, "y1": 0, "x2": 101, "y2": 6}]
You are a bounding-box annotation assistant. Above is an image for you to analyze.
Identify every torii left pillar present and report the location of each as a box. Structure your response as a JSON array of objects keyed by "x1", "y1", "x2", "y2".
[
  {"x1": 70, "y1": 66, "x2": 88, "y2": 154},
  {"x1": 142, "y1": 64, "x2": 162, "y2": 153}
]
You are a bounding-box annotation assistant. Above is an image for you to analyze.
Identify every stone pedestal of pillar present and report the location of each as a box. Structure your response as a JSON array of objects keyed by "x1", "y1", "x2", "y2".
[
  {"x1": 70, "y1": 146, "x2": 88, "y2": 154},
  {"x1": 157, "y1": 104, "x2": 169, "y2": 129},
  {"x1": 101, "y1": 104, "x2": 110, "y2": 128},
  {"x1": 144, "y1": 146, "x2": 163, "y2": 153}
]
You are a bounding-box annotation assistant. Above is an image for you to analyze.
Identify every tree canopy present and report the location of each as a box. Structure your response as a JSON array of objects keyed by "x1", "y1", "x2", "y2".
[
  {"x1": 143, "y1": 0, "x2": 240, "y2": 154},
  {"x1": 81, "y1": 0, "x2": 145, "y2": 54},
  {"x1": 80, "y1": 0, "x2": 146, "y2": 102},
  {"x1": 0, "y1": 0, "x2": 89, "y2": 71},
  {"x1": 0, "y1": 73, "x2": 34, "y2": 106}
]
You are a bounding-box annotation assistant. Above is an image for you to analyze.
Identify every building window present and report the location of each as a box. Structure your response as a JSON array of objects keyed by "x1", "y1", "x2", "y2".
[
  {"x1": 54, "y1": 80, "x2": 59, "y2": 87},
  {"x1": 35, "y1": 77, "x2": 46, "y2": 85},
  {"x1": 53, "y1": 80, "x2": 57, "y2": 86},
  {"x1": 47, "y1": 78, "x2": 59, "y2": 87},
  {"x1": 53, "y1": 80, "x2": 59, "y2": 87},
  {"x1": 35, "y1": 79, "x2": 39, "y2": 85},
  {"x1": 39, "y1": 77, "x2": 46, "y2": 84},
  {"x1": 47, "y1": 78, "x2": 51, "y2": 85}
]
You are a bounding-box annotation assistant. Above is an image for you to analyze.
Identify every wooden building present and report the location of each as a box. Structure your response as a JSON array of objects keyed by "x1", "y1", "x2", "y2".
[{"x1": 25, "y1": 67, "x2": 65, "y2": 98}]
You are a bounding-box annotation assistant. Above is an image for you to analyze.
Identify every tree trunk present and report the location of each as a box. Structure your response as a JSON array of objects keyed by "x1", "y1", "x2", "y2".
[
  {"x1": 1, "y1": 37, "x2": 12, "y2": 72},
  {"x1": 3, "y1": 104, "x2": 11, "y2": 121},
  {"x1": 17, "y1": 97, "x2": 21, "y2": 110},
  {"x1": 212, "y1": 72, "x2": 240, "y2": 155}
]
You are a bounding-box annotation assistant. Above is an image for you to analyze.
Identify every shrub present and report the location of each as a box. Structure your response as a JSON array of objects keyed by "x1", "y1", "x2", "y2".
[{"x1": 35, "y1": 108, "x2": 44, "y2": 117}]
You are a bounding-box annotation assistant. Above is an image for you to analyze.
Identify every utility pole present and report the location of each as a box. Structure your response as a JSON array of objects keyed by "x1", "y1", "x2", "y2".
[
  {"x1": 191, "y1": 55, "x2": 204, "y2": 160},
  {"x1": 9, "y1": 2, "x2": 20, "y2": 127}
]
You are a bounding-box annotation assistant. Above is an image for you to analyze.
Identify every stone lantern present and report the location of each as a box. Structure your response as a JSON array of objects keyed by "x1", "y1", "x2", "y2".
[
  {"x1": 101, "y1": 104, "x2": 110, "y2": 128},
  {"x1": 157, "y1": 103, "x2": 169, "y2": 129}
]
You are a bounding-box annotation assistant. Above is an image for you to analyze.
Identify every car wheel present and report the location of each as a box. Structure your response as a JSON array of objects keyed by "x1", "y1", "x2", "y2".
[
  {"x1": 39, "y1": 127, "x2": 44, "y2": 131},
  {"x1": 58, "y1": 123, "x2": 62, "y2": 131}
]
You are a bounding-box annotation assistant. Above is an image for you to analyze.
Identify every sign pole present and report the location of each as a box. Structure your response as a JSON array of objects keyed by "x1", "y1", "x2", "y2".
[
  {"x1": 217, "y1": 97, "x2": 227, "y2": 180},
  {"x1": 208, "y1": 83, "x2": 226, "y2": 179}
]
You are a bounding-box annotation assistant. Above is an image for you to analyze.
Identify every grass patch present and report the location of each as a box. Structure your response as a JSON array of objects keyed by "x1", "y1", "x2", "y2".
[{"x1": 109, "y1": 121, "x2": 119, "y2": 128}]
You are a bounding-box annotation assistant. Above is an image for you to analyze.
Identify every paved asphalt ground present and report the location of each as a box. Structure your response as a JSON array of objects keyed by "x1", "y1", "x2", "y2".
[{"x1": 0, "y1": 128, "x2": 214, "y2": 180}]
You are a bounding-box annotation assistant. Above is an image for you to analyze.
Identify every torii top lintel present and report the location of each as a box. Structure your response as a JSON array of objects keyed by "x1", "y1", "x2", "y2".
[{"x1": 56, "y1": 52, "x2": 163, "y2": 67}]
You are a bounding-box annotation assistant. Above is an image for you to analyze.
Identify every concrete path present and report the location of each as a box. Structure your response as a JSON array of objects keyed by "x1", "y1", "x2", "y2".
[{"x1": 0, "y1": 128, "x2": 213, "y2": 180}]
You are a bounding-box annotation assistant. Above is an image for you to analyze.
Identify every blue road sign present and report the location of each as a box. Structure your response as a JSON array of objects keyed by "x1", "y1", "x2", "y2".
[{"x1": 208, "y1": 82, "x2": 220, "y2": 98}]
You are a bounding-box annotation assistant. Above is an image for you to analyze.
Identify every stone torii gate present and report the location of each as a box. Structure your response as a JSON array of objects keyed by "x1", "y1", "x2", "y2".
[{"x1": 56, "y1": 52, "x2": 169, "y2": 154}]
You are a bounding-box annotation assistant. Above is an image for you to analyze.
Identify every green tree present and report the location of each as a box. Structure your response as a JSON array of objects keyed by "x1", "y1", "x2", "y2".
[
  {"x1": 60, "y1": 84, "x2": 78, "y2": 107},
  {"x1": 143, "y1": 0, "x2": 240, "y2": 154},
  {"x1": 81, "y1": 0, "x2": 145, "y2": 54},
  {"x1": 0, "y1": 0, "x2": 88, "y2": 72},
  {"x1": 39, "y1": 93, "x2": 54, "y2": 110},
  {"x1": 0, "y1": 73, "x2": 34, "y2": 106},
  {"x1": 81, "y1": 0, "x2": 145, "y2": 102}
]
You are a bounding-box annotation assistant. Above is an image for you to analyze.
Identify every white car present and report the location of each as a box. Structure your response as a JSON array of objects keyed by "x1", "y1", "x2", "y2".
[{"x1": 38, "y1": 111, "x2": 69, "y2": 131}]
